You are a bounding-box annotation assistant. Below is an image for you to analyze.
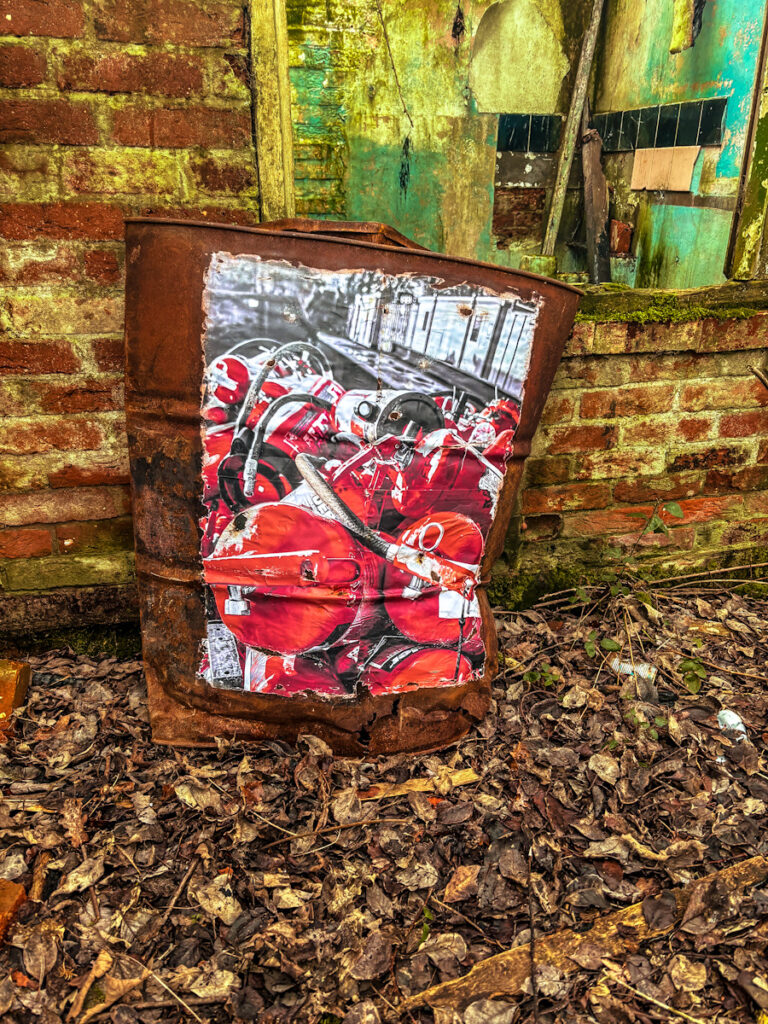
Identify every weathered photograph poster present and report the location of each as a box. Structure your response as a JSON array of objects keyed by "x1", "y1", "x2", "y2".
[{"x1": 198, "y1": 254, "x2": 538, "y2": 699}]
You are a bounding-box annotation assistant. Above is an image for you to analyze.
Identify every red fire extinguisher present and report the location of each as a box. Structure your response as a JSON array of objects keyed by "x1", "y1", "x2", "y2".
[
  {"x1": 383, "y1": 512, "x2": 484, "y2": 649},
  {"x1": 202, "y1": 502, "x2": 382, "y2": 654},
  {"x1": 390, "y1": 428, "x2": 503, "y2": 529},
  {"x1": 361, "y1": 642, "x2": 473, "y2": 695},
  {"x1": 244, "y1": 649, "x2": 351, "y2": 697}
]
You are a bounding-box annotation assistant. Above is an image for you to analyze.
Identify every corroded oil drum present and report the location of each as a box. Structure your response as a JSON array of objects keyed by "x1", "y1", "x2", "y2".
[{"x1": 124, "y1": 218, "x2": 580, "y2": 755}]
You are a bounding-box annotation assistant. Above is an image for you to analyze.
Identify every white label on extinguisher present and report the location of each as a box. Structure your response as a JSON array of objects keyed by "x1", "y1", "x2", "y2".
[
  {"x1": 207, "y1": 620, "x2": 242, "y2": 684},
  {"x1": 438, "y1": 590, "x2": 480, "y2": 620}
]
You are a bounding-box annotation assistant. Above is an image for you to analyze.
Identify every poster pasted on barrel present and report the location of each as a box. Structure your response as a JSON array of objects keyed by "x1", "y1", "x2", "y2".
[{"x1": 199, "y1": 253, "x2": 538, "y2": 699}]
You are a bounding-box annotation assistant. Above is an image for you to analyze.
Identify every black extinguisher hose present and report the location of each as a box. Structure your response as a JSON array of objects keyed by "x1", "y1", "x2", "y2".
[
  {"x1": 232, "y1": 340, "x2": 332, "y2": 446},
  {"x1": 294, "y1": 453, "x2": 391, "y2": 559},
  {"x1": 243, "y1": 394, "x2": 332, "y2": 497}
]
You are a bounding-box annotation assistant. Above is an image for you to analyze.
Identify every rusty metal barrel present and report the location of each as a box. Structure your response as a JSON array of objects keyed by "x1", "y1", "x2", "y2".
[{"x1": 124, "y1": 218, "x2": 580, "y2": 755}]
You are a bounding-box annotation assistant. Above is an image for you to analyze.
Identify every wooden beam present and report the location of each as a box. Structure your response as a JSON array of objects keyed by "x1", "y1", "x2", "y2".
[
  {"x1": 405, "y1": 855, "x2": 768, "y2": 1012},
  {"x1": 581, "y1": 100, "x2": 611, "y2": 284},
  {"x1": 541, "y1": 0, "x2": 606, "y2": 258},
  {"x1": 248, "y1": 0, "x2": 295, "y2": 221}
]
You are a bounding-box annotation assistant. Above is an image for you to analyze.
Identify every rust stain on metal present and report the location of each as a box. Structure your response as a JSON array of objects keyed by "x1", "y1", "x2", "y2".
[{"x1": 123, "y1": 217, "x2": 580, "y2": 755}]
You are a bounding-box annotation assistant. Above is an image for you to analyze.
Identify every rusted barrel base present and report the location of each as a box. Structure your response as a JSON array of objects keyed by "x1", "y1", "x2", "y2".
[{"x1": 146, "y1": 671, "x2": 490, "y2": 757}]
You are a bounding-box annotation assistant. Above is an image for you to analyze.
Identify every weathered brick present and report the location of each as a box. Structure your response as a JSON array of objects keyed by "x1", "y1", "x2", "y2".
[
  {"x1": 620, "y1": 418, "x2": 674, "y2": 447},
  {"x1": 191, "y1": 155, "x2": 257, "y2": 194},
  {"x1": 562, "y1": 505, "x2": 655, "y2": 537},
  {"x1": 0, "y1": 417, "x2": 103, "y2": 455},
  {"x1": 610, "y1": 526, "x2": 695, "y2": 552},
  {"x1": 544, "y1": 424, "x2": 618, "y2": 455},
  {"x1": 0, "y1": 338, "x2": 79, "y2": 375},
  {"x1": 571, "y1": 449, "x2": 668, "y2": 480},
  {"x1": 521, "y1": 482, "x2": 611, "y2": 515},
  {"x1": 0, "y1": 244, "x2": 80, "y2": 285},
  {"x1": 0, "y1": 44, "x2": 46, "y2": 87},
  {"x1": 676, "y1": 417, "x2": 712, "y2": 442},
  {"x1": 540, "y1": 393, "x2": 575, "y2": 426},
  {"x1": 681, "y1": 377, "x2": 768, "y2": 411},
  {"x1": 0, "y1": 377, "x2": 123, "y2": 415},
  {"x1": 579, "y1": 384, "x2": 675, "y2": 420},
  {"x1": 0, "y1": 145, "x2": 57, "y2": 203},
  {"x1": 1, "y1": 0, "x2": 83, "y2": 38},
  {"x1": 668, "y1": 445, "x2": 750, "y2": 472},
  {"x1": 0, "y1": 526, "x2": 52, "y2": 558},
  {"x1": 61, "y1": 148, "x2": 180, "y2": 196},
  {"x1": 83, "y1": 249, "x2": 121, "y2": 284},
  {"x1": 0, "y1": 486, "x2": 131, "y2": 526},
  {"x1": 112, "y1": 106, "x2": 250, "y2": 148},
  {"x1": 521, "y1": 514, "x2": 563, "y2": 542},
  {"x1": 699, "y1": 314, "x2": 768, "y2": 353},
  {"x1": 0, "y1": 99, "x2": 98, "y2": 146},
  {"x1": 56, "y1": 516, "x2": 133, "y2": 554},
  {"x1": 2, "y1": 293, "x2": 123, "y2": 335},
  {"x1": 91, "y1": 338, "x2": 124, "y2": 371},
  {"x1": 58, "y1": 51, "x2": 203, "y2": 97},
  {"x1": 94, "y1": 0, "x2": 244, "y2": 46},
  {"x1": 671, "y1": 494, "x2": 743, "y2": 523},
  {"x1": 744, "y1": 491, "x2": 768, "y2": 515},
  {"x1": 705, "y1": 465, "x2": 768, "y2": 493},
  {"x1": 613, "y1": 473, "x2": 704, "y2": 504},
  {"x1": 523, "y1": 456, "x2": 572, "y2": 486},
  {"x1": 0, "y1": 202, "x2": 125, "y2": 240},
  {"x1": 719, "y1": 409, "x2": 768, "y2": 438},
  {"x1": 48, "y1": 460, "x2": 130, "y2": 488},
  {"x1": 136, "y1": 203, "x2": 260, "y2": 226}
]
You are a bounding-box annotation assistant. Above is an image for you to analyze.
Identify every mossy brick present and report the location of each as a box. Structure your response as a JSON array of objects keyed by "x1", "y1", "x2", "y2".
[
  {"x1": 682, "y1": 377, "x2": 768, "y2": 411},
  {"x1": 134, "y1": 203, "x2": 260, "y2": 225},
  {"x1": 540, "y1": 393, "x2": 576, "y2": 426},
  {"x1": 111, "y1": 106, "x2": 250, "y2": 148},
  {"x1": 0, "y1": 100, "x2": 98, "y2": 146},
  {"x1": 523, "y1": 455, "x2": 572, "y2": 486},
  {"x1": 0, "y1": 202, "x2": 125, "y2": 240},
  {"x1": 0, "y1": 485, "x2": 131, "y2": 526},
  {"x1": 667, "y1": 444, "x2": 752, "y2": 472},
  {"x1": 0, "y1": 526, "x2": 52, "y2": 558},
  {"x1": 613, "y1": 472, "x2": 704, "y2": 503},
  {"x1": 1, "y1": 292, "x2": 123, "y2": 335},
  {"x1": 190, "y1": 155, "x2": 258, "y2": 196},
  {"x1": 705, "y1": 465, "x2": 768, "y2": 493},
  {"x1": 48, "y1": 458, "x2": 130, "y2": 488},
  {"x1": 620, "y1": 416, "x2": 689, "y2": 447},
  {"x1": 56, "y1": 516, "x2": 133, "y2": 554},
  {"x1": 1, "y1": 0, "x2": 83, "y2": 38},
  {"x1": 745, "y1": 491, "x2": 768, "y2": 515},
  {"x1": 61, "y1": 148, "x2": 183, "y2": 197},
  {"x1": 579, "y1": 384, "x2": 675, "y2": 420},
  {"x1": 554, "y1": 355, "x2": 632, "y2": 389},
  {"x1": 0, "y1": 145, "x2": 59, "y2": 204},
  {"x1": 570, "y1": 449, "x2": 668, "y2": 480},
  {"x1": 593, "y1": 318, "x2": 703, "y2": 355},
  {"x1": 541, "y1": 424, "x2": 618, "y2": 455},
  {"x1": 0, "y1": 44, "x2": 46, "y2": 87},
  {"x1": 0, "y1": 453, "x2": 127, "y2": 493},
  {"x1": 57, "y1": 51, "x2": 204, "y2": 97},
  {"x1": 93, "y1": 0, "x2": 244, "y2": 47},
  {"x1": 0, "y1": 551, "x2": 135, "y2": 591},
  {"x1": 0, "y1": 338, "x2": 80, "y2": 374},
  {"x1": 609, "y1": 526, "x2": 696, "y2": 554},
  {"x1": 0, "y1": 376, "x2": 123, "y2": 415},
  {"x1": 0, "y1": 242, "x2": 81, "y2": 285},
  {"x1": 0, "y1": 416, "x2": 103, "y2": 456},
  {"x1": 521, "y1": 482, "x2": 611, "y2": 515},
  {"x1": 83, "y1": 249, "x2": 121, "y2": 285},
  {"x1": 520, "y1": 514, "x2": 564, "y2": 542},
  {"x1": 698, "y1": 314, "x2": 768, "y2": 352}
]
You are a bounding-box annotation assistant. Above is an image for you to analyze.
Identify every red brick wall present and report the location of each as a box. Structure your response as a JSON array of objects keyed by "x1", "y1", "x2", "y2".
[
  {"x1": 0, "y1": 0, "x2": 258, "y2": 629},
  {"x1": 515, "y1": 314, "x2": 768, "y2": 588}
]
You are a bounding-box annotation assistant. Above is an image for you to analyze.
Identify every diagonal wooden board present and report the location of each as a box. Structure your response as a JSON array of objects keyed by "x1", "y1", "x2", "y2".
[{"x1": 405, "y1": 855, "x2": 768, "y2": 1011}]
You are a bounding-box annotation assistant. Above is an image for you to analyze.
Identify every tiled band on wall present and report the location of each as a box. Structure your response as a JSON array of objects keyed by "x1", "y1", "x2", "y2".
[
  {"x1": 497, "y1": 99, "x2": 727, "y2": 155},
  {"x1": 593, "y1": 98, "x2": 727, "y2": 152}
]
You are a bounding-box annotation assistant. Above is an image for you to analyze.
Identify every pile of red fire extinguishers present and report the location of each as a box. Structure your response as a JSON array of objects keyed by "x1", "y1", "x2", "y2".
[{"x1": 199, "y1": 339, "x2": 520, "y2": 699}]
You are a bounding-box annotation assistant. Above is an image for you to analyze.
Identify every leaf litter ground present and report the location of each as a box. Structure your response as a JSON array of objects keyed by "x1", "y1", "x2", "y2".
[{"x1": 1, "y1": 585, "x2": 767, "y2": 1024}]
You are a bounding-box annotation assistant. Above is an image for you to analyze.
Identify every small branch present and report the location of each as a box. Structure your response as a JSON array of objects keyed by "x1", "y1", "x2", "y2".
[
  {"x1": 610, "y1": 976, "x2": 710, "y2": 1024},
  {"x1": 374, "y1": 0, "x2": 414, "y2": 128}
]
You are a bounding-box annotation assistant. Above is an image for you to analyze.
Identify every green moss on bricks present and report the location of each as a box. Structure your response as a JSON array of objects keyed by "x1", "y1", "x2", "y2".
[{"x1": 576, "y1": 279, "x2": 768, "y2": 323}]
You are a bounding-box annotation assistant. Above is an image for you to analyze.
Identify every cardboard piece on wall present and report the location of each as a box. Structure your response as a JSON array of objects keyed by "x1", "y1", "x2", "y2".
[{"x1": 631, "y1": 146, "x2": 701, "y2": 191}]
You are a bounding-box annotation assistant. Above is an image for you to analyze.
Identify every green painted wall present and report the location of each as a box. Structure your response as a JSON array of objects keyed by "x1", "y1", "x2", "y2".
[{"x1": 286, "y1": 0, "x2": 766, "y2": 289}]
